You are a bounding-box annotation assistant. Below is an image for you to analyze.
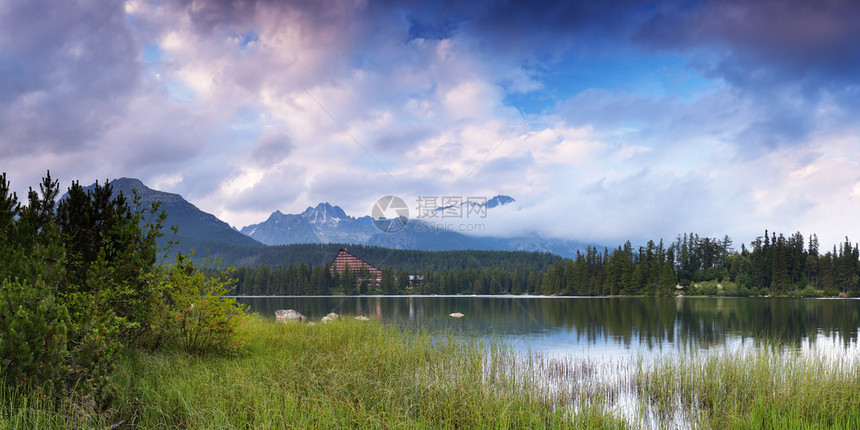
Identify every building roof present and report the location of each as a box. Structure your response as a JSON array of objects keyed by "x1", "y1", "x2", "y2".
[{"x1": 330, "y1": 249, "x2": 382, "y2": 280}]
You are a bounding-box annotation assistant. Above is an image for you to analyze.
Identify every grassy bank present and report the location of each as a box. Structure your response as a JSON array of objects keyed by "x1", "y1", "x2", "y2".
[
  {"x1": 2, "y1": 317, "x2": 619, "y2": 429},
  {"x1": 4, "y1": 318, "x2": 860, "y2": 429}
]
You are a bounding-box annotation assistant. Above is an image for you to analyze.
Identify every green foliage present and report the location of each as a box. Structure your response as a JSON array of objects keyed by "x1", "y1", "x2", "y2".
[
  {"x1": 690, "y1": 281, "x2": 719, "y2": 296},
  {"x1": 56, "y1": 181, "x2": 167, "y2": 344},
  {"x1": 0, "y1": 171, "x2": 247, "y2": 410},
  {"x1": 721, "y1": 281, "x2": 739, "y2": 296},
  {"x1": 789, "y1": 285, "x2": 823, "y2": 298},
  {"x1": 147, "y1": 255, "x2": 248, "y2": 355},
  {"x1": 61, "y1": 294, "x2": 123, "y2": 405},
  {"x1": 209, "y1": 242, "x2": 562, "y2": 272},
  {"x1": 231, "y1": 260, "x2": 553, "y2": 296},
  {"x1": 658, "y1": 260, "x2": 677, "y2": 296},
  {"x1": 0, "y1": 279, "x2": 69, "y2": 394},
  {"x1": 542, "y1": 230, "x2": 860, "y2": 297}
]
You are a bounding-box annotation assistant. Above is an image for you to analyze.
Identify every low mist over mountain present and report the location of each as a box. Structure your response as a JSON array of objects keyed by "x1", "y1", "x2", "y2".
[
  {"x1": 79, "y1": 178, "x2": 589, "y2": 259},
  {"x1": 241, "y1": 196, "x2": 589, "y2": 257},
  {"x1": 240, "y1": 197, "x2": 520, "y2": 248}
]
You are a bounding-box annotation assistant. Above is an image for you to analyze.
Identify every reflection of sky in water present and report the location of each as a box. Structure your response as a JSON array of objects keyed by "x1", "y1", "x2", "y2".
[
  {"x1": 237, "y1": 295, "x2": 860, "y2": 360},
  {"x1": 506, "y1": 323, "x2": 860, "y2": 363}
]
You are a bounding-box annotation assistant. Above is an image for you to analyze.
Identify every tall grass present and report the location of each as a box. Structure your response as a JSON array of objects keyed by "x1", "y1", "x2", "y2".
[
  {"x1": 110, "y1": 317, "x2": 627, "y2": 428},
  {"x1": 0, "y1": 386, "x2": 114, "y2": 429},
  {"x1": 5, "y1": 318, "x2": 859, "y2": 429},
  {"x1": 0, "y1": 317, "x2": 622, "y2": 429},
  {"x1": 636, "y1": 346, "x2": 860, "y2": 428}
]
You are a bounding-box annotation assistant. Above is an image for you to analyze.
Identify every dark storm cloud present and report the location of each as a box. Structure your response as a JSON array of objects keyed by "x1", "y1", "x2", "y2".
[
  {"x1": 161, "y1": 0, "x2": 648, "y2": 60},
  {"x1": 93, "y1": 0, "x2": 860, "y2": 97},
  {"x1": 461, "y1": 0, "x2": 644, "y2": 51},
  {"x1": 216, "y1": 0, "x2": 860, "y2": 89},
  {"x1": 635, "y1": 0, "x2": 860, "y2": 89},
  {"x1": 372, "y1": 0, "x2": 653, "y2": 61},
  {"x1": 0, "y1": 0, "x2": 139, "y2": 154}
]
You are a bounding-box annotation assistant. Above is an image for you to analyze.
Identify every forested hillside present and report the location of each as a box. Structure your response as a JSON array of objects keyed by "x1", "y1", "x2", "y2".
[
  {"x1": 211, "y1": 242, "x2": 561, "y2": 271},
  {"x1": 226, "y1": 232, "x2": 860, "y2": 297},
  {"x1": 222, "y1": 245, "x2": 559, "y2": 295}
]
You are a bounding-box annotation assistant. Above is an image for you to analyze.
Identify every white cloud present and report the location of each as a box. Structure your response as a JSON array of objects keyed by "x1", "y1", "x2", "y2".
[{"x1": 3, "y1": 0, "x2": 860, "y2": 251}]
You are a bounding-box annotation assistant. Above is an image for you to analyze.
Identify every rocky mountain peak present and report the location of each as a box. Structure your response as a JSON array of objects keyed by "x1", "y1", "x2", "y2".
[{"x1": 301, "y1": 202, "x2": 348, "y2": 224}]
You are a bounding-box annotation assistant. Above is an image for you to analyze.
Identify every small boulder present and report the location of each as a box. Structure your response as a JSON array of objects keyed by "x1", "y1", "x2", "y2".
[
  {"x1": 355, "y1": 316, "x2": 370, "y2": 321},
  {"x1": 275, "y1": 309, "x2": 306, "y2": 322},
  {"x1": 449, "y1": 312, "x2": 464, "y2": 318}
]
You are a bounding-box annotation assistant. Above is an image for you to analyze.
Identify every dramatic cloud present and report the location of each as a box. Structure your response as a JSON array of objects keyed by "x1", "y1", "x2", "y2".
[
  {"x1": 1, "y1": 0, "x2": 858, "y2": 248},
  {"x1": 0, "y1": 0, "x2": 139, "y2": 155},
  {"x1": 636, "y1": 0, "x2": 860, "y2": 88}
]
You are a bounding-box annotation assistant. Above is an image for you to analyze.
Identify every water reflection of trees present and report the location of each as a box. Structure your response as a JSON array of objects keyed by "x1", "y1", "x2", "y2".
[{"x1": 239, "y1": 297, "x2": 860, "y2": 349}]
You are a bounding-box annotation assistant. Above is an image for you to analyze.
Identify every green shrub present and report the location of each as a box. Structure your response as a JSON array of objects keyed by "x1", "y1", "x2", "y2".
[
  {"x1": 721, "y1": 281, "x2": 739, "y2": 296},
  {"x1": 59, "y1": 291, "x2": 124, "y2": 406},
  {"x1": 689, "y1": 281, "x2": 720, "y2": 296},
  {"x1": 57, "y1": 182, "x2": 166, "y2": 345},
  {"x1": 0, "y1": 279, "x2": 69, "y2": 396},
  {"x1": 789, "y1": 285, "x2": 822, "y2": 298},
  {"x1": 146, "y1": 255, "x2": 247, "y2": 355}
]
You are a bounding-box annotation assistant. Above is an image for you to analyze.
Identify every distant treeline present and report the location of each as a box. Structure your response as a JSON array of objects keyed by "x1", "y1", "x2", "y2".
[
  {"x1": 224, "y1": 231, "x2": 860, "y2": 297},
  {"x1": 226, "y1": 265, "x2": 546, "y2": 296},
  {"x1": 203, "y1": 243, "x2": 561, "y2": 271},
  {"x1": 543, "y1": 232, "x2": 859, "y2": 297},
  {"x1": 222, "y1": 246, "x2": 557, "y2": 295}
]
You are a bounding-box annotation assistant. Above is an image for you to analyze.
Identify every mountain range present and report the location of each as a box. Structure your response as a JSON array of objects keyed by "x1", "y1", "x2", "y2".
[
  {"x1": 240, "y1": 197, "x2": 586, "y2": 256},
  {"x1": 89, "y1": 178, "x2": 589, "y2": 260},
  {"x1": 84, "y1": 178, "x2": 264, "y2": 255},
  {"x1": 240, "y1": 203, "x2": 377, "y2": 245}
]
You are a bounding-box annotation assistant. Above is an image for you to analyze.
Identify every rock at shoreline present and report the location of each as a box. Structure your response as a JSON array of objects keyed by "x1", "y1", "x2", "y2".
[
  {"x1": 275, "y1": 309, "x2": 306, "y2": 322},
  {"x1": 321, "y1": 312, "x2": 340, "y2": 323},
  {"x1": 355, "y1": 316, "x2": 370, "y2": 321},
  {"x1": 449, "y1": 312, "x2": 464, "y2": 318}
]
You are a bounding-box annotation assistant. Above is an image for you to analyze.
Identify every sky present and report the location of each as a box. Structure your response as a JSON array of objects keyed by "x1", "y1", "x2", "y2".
[{"x1": 1, "y1": 0, "x2": 859, "y2": 249}]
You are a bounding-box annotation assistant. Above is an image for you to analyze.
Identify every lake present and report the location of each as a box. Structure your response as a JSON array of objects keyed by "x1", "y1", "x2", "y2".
[{"x1": 236, "y1": 295, "x2": 860, "y2": 359}]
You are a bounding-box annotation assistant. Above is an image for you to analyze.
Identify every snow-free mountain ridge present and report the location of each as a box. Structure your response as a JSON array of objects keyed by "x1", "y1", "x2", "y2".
[{"x1": 76, "y1": 178, "x2": 264, "y2": 254}]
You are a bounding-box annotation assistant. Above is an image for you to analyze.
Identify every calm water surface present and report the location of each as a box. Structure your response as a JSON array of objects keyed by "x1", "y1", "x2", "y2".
[{"x1": 236, "y1": 296, "x2": 860, "y2": 359}]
